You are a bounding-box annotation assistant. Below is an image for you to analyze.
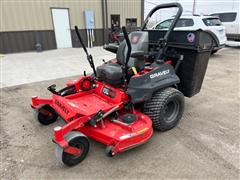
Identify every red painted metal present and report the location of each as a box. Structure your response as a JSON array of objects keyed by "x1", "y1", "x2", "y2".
[
  {"x1": 32, "y1": 76, "x2": 153, "y2": 156},
  {"x1": 165, "y1": 59, "x2": 173, "y2": 65},
  {"x1": 64, "y1": 146, "x2": 82, "y2": 155}
]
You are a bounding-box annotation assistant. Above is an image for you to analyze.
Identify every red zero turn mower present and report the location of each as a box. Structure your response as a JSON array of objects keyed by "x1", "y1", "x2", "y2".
[{"x1": 31, "y1": 3, "x2": 214, "y2": 166}]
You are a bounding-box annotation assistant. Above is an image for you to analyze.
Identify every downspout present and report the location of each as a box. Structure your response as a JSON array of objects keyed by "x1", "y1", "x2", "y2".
[
  {"x1": 141, "y1": 0, "x2": 145, "y2": 26},
  {"x1": 101, "y1": 0, "x2": 106, "y2": 44},
  {"x1": 105, "y1": 0, "x2": 109, "y2": 44}
]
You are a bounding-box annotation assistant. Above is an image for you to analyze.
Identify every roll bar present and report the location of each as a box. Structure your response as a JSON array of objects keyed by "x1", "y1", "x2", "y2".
[
  {"x1": 141, "y1": 3, "x2": 183, "y2": 42},
  {"x1": 122, "y1": 27, "x2": 132, "y2": 69}
]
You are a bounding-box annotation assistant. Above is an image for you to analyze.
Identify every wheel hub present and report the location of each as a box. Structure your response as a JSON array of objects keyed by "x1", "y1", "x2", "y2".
[{"x1": 164, "y1": 100, "x2": 180, "y2": 123}]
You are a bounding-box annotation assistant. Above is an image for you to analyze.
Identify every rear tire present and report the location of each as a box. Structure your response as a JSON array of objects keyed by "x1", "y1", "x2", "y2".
[
  {"x1": 36, "y1": 105, "x2": 58, "y2": 125},
  {"x1": 143, "y1": 87, "x2": 184, "y2": 131}
]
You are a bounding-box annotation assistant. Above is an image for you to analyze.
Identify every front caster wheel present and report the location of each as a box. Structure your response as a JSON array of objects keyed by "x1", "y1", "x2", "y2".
[
  {"x1": 36, "y1": 105, "x2": 58, "y2": 125},
  {"x1": 55, "y1": 132, "x2": 89, "y2": 166}
]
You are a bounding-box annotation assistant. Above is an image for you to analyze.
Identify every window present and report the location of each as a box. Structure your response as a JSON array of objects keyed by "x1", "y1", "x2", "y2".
[
  {"x1": 155, "y1": 19, "x2": 173, "y2": 29},
  {"x1": 202, "y1": 18, "x2": 222, "y2": 26},
  {"x1": 176, "y1": 18, "x2": 194, "y2": 27},
  {"x1": 155, "y1": 18, "x2": 194, "y2": 29},
  {"x1": 211, "y1": 13, "x2": 237, "y2": 22},
  {"x1": 126, "y1": 18, "x2": 137, "y2": 28},
  {"x1": 111, "y1": 15, "x2": 120, "y2": 29}
]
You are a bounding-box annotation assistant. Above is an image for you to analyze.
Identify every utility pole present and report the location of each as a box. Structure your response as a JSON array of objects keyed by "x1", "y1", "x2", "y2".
[{"x1": 192, "y1": 0, "x2": 196, "y2": 15}]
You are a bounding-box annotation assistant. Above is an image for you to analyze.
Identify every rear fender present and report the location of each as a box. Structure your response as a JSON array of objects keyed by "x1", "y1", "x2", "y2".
[{"x1": 127, "y1": 64, "x2": 179, "y2": 103}]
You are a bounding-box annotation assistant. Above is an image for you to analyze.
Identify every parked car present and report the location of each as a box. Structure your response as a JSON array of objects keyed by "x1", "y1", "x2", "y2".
[
  {"x1": 210, "y1": 11, "x2": 240, "y2": 41},
  {"x1": 151, "y1": 15, "x2": 227, "y2": 54}
]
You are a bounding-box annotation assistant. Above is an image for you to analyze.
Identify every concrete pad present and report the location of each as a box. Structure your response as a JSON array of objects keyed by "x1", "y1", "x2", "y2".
[
  {"x1": 0, "y1": 48, "x2": 239, "y2": 179},
  {"x1": 1, "y1": 47, "x2": 115, "y2": 87}
]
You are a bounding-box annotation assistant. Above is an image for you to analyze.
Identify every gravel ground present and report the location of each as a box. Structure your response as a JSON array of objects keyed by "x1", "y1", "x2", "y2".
[{"x1": 0, "y1": 48, "x2": 239, "y2": 179}]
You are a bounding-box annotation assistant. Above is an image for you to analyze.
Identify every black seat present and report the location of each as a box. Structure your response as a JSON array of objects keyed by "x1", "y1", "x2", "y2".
[
  {"x1": 96, "y1": 63, "x2": 123, "y2": 86},
  {"x1": 96, "y1": 42, "x2": 126, "y2": 86},
  {"x1": 97, "y1": 31, "x2": 149, "y2": 86}
]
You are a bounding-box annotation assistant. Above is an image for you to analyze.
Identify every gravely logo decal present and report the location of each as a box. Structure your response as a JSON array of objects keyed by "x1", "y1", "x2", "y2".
[
  {"x1": 150, "y1": 69, "x2": 170, "y2": 79},
  {"x1": 55, "y1": 99, "x2": 69, "y2": 114}
]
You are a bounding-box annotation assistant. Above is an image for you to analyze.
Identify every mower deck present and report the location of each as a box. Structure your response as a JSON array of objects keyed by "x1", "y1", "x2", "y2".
[
  {"x1": 80, "y1": 111, "x2": 153, "y2": 154},
  {"x1": 32, "y1": 79, "x2": 153, "y2": 156}
]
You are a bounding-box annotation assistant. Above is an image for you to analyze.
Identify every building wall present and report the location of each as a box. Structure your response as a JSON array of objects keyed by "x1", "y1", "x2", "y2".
[
  {"x1": 1, "y1": 1, "x2": 103, "y2": 31},
  {"x1": 107, "y1": 0, "x2": 142, "y2": 28},
  {"x1": 0, "y1": 0, "x2": 142, "y2": 53}
]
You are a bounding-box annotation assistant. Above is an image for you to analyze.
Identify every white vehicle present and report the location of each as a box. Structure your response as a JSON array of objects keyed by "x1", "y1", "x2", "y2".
[
  {"x1": 210, "y1": 11, "x2": 240, "y2": 41},
  {"x1": 152, "y1": 15, "x2": 227, "y2": 54}
]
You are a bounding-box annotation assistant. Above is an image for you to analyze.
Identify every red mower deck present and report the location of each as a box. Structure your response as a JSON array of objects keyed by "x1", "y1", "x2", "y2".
[{"x1": 32, "y1": 77, "x2": 153, "y2": 157}]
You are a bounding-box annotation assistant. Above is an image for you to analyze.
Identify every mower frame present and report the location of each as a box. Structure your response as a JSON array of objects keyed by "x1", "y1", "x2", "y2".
[{"x1": 31, "y1": 3, "x2": 189, "y2": 166}]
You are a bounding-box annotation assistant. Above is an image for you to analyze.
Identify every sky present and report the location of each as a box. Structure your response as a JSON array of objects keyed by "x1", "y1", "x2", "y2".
[{"x1": 144, "y1": 0, "x2": 240, "y2": 23}]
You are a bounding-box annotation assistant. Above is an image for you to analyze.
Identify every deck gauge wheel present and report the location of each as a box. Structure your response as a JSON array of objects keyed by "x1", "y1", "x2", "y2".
[{"x1": 55, "y1": 132, "x2": 90, "y2": 166}]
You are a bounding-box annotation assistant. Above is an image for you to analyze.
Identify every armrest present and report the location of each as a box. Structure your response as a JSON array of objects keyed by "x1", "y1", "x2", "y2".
[{"x1": 103, "y1": 44, "x2": 119, "y2": 54}]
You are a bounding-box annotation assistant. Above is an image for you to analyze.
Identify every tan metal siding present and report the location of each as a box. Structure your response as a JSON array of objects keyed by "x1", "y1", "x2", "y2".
[
  {"x1": 107, "y1": 0, "x2": 141, "y2": 28},
  {"x1": 1, "y1": 0, "x2": 103, "y2": 32}
]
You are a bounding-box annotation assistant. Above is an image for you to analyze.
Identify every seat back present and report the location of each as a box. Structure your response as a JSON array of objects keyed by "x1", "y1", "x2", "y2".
[
  {"x1": 116, "y1": 31, "x2": 149, "y2": 70},
  {"x1": 116, "y1": 42, "x2": 127, "y2": 65}
]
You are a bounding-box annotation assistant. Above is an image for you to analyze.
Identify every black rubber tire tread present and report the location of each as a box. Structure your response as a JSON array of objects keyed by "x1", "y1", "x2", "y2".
[
  {"x1": 37, "y1": 105, "x2": 58, "y2": 125},
  {"x1": 143, "y1": 87, "x2": 184, "y2": 131},
  {"x1": 62, "y1": 132, "x2": 90, "y2": 166}
]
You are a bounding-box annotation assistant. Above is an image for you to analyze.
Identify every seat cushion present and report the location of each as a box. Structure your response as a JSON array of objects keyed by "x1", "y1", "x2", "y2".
[{"x1": 97, "y1": 63, "x2": 123, "y2": 86}]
